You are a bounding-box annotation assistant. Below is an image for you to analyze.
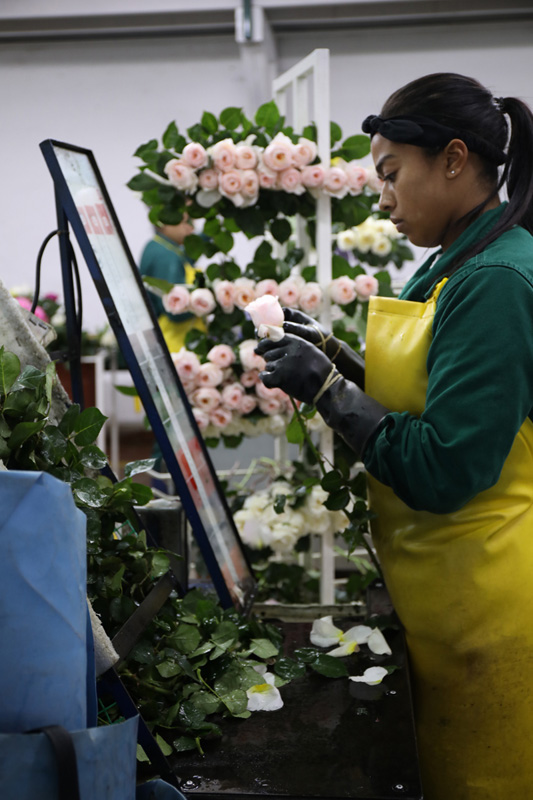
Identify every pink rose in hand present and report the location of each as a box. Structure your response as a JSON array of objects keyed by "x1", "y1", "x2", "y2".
[
  {"x1": 329, "y1": 276, "x2": 357, "y2": 305},
  {"x1": 245, "y1": 294, "x2": 285, "y2": 330},
  {"x1": 182, "y1": 142, "x2": 208, "y2": 169},
  {"x1": 189, "y1": 288, "x2": 216, "y2": 316},
  {"x1": 163, "y1": 285, "x2": 190, "y2": 315},
  {"x1": 207, "y1": 343, "x2": 236, "y2": 368},
  {"x1": 354, "y1": 274, "x2": 379, "y2": 301}
]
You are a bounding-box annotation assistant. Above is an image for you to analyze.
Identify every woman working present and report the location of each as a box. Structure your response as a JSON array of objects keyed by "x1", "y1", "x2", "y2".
[{"x1": 256, "y1": 73, "x2": 533, "y2": 799}]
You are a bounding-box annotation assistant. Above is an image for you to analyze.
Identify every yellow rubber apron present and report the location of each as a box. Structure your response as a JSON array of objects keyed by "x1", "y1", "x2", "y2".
[
  {"x1": 158, "y1": 262, "x2": 206, "y2": 353},
  {"x1": 365, "y1": 280, "x2": 533, "y2": 800}
]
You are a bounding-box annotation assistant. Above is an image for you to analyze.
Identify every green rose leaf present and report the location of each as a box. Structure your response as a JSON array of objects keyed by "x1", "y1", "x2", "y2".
[
  {"x1": 211, "y1": 620, "x2": 240, "y2": 650},
  {"x1": 320, "y1": 470, "x2": 344, "y2": 492},
  {"x1": 58, "y1": 403, "x2": 80, "y2": 436},
  {"x1": 73, "y1": 407, "x2": 107, "y2": 446},
  {"x1": 134, "y1": 139, "x2": 159, "y2": 159},
  {"x1": 310, "y1": 653, "x2": 349, "y2": 678},
  {"x1": 79, "y1": 445, "x2": 108, "y2": 470},
  {"x1": 219, "y1": 688, "x2": 249, "y2": 716},
  {"x1": 124, "y1": 458, "x2": 157, "y2": 478},
  {"x1": 183, "y1": 234, "x2": 206, "y2": 262},
  {"x1": 172, "y1": 736, "x2": 198, "y2": 753},
  {"x1": 330, "y1": 121, "x2": 343, "y2": 144},
  {"x1": 249, "y1": 638, "x2": 279, "y2": 659},
  {"x1": 150, "y1": 552, "x2": 170, "y2": 579},
  {"x1": 0, "y1": 347, "x2": 21, "y2": 395},
  {"x1": 142, "y1": 274, "x2": 176, "y2": 294},
  {"x1": 39, "y1": 425, "x2": 68, "y2": 464},
  {"x1": 168, "y1": 623, "x2": 202, "y2": 655},
  {"x1": 324, "y1": 487, "x2": 351, "y2": 511},
  {"x1": 203, "y1": 218, "x2": 221, "y2": 238},
  {"x1": 201, "y1": 111, "x2": 218, "y2": 134},
  {"x1": 273, "y1": 656, "x2": 306, "y2": 681},
  {"x1": 156, "y1": 659, "x2": 182, "y2": 678},
  {"x1": 155, "y1": 734, "x2": 173, "y2": 757},
  {"x1": 190, "y1": 690, "x2": 222, "y2": 715},
  {"x1": 255, "y1": 100, "x2": 280, "y2": 128},
  {"x1": 213, "y1": 231, "x2": 234, "y2": 254},
  {"x1": 127, "y1": 173, "x2": 162, "y2": 192},
  {"x1": 129, "y1": 640, "x2": 156, "y2": 665},
  {"x1": 220, "y1": 106, "x2": 243, "y2": 130},
  {"x1": 72, "y1": 477, "x2": 110, "y2": 508},
  {"x1": 178, "y1": 700, "x2": 207, "y2": 730},
  {"x1": 270, "y1": 218, "x2": 292, "y2": 244},
  {"x1": 162, "y1": 121, "x2": 179, "y2": 150},
  {"x1": 285, "y1": 412, "x2": 305, "y2": 445},
  {"x1": 8, "y1": 420, "x2": 45, "y2": 450},
  {"x1": 130, "y1": 482, "x2": 153, "y2": 506}
]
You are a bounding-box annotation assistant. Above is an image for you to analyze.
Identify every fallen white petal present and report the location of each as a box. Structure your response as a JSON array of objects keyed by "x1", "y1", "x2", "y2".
[
  {"x1": 349, "y1": 666, "x2": 388, "y2": 685},
  {"x1": 328, "y1": 641, "x2": 359, "y2": 657},
  {"x1": 342, "y1": 625, "x2": 373, "y2": 645},
  {"x1": 367, "y1": 629, "x2": 392, "y2": 656},
  {"x1": 246, "y1": 674, "x2": 284, "y2": 711},
  {"x1": 310, "y1": 615, "x2": 343, "y2": 648}
]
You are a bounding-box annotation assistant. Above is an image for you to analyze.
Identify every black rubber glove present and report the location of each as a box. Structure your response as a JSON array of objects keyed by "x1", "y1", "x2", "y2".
[
  {"x1": 282, "y1": 308, "x2": 365, "y2": 389},
  {"x1": 255, "y1": 334, "x2": 334, "y2": 405}
]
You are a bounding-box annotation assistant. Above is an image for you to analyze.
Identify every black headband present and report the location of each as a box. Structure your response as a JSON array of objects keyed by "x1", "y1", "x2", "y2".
[{"x1": 362, "y1": 114, "x2": 507, "y2": 165}]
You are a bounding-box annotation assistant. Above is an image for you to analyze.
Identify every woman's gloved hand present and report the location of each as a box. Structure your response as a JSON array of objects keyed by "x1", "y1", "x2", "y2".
[
  {"x1": 255, "y1": 334, "x2": 338, "y2": 405},
  {"x1": 282, "y1": 308, "x2": 365, "y2": 389}
]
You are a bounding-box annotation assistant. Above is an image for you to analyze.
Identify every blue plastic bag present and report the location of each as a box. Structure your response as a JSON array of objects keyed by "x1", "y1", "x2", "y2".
[
  {"x1": 0, "y1": 471, "x2": 88, "y2": 732},
  {"x1": 0, "y1": 715, "x2": 138, "y2": 800}
]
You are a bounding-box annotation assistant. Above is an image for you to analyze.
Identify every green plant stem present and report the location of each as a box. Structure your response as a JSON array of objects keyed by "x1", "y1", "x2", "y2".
[{"x1": 289, "y1": 399, "x2": 326, "y2": 477}]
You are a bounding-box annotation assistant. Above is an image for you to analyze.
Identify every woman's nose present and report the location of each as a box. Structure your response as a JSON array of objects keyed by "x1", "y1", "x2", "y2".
[{"x1": 378, "y1": 187, "x2": 393, "y2": 212}]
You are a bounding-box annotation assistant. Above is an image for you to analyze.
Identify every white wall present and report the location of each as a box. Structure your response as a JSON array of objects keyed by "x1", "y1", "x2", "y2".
[{"x1": 1, "y1": 17, "x2": 532, "y2": 331}]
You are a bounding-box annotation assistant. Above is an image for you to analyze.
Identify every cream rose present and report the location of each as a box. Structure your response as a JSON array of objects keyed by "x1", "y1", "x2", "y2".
[
  {"x1": 198, "y1": 168, "x2": 219, "y2": 190},
  {"x1": 245, "y1": 294, "x2": 285, "y2": 329},
  {"x1": 239, "y1": 339, "x2": 266, "y2": 372},
  {"x1": 207, "y1": 343, "x2": 236, "y2": 368},
  {"x1": 323, "y1": 166, "x2": 348, "y2": 199},
  {"x1": 354, "y1": 274, "x2": 379, "y2": 301},
  {"x1": 278, "y1": 167, "x2": 305, "y2": 195},
  {"x1": 278, "y1": 276, "x2": 304, "y2": 308},
  {"x1": 214, "y1": 279, "x2": 235, "y2": 313},
  {"x1": 209, "y1": 138, "x2": 237, "y2": 172},
  {"x1": 163, "y1": 159, "x2": 198, "y2": 193},
  {"x1": 162, "y1": 285, "x2": 190, "y2": 315},
  {"x1": 293, "y1": 138, "x2": 318, "y2": 167},
  {"x1": 171, "y1": 348, "x2": 201, "y2": 382},
  {"x1": 189, "y1": 287, "x2": 216, "y2": 316},
  {"x1": 181, "y1": 142, "x2": 208, "y2": 169},
  {"x1": 336, "y1": 229, "x2": 359, "y2": 251},
  {"x1": 235, "y1": 144, "x2": 258, "y2": 170},
  {"x1": 329, "y1": 276, "x2": 357, "y2": 305},
  {"x1": 255, "y1": 278, "x2": 279, "y2": 297},
  {"x1": 196, "y1": 362, "x2": 224, "y2": 387},
  {"x1": 344, "y1": 163, "x2": 368, "y2": 195},
  {"x1": 301, "y1": 164, "x2": 325, "y2": 188},
  {"x1": 191, "y1": 386, "x2": 221, "y2": 412},
  {"x1": 210, "y1": 406, "x2": 233, "y2": 428},
  {"x1": 221, "y1": 382, "x2": 245, "y2": 409},
  {"x1": 298, "y1": 282, "x2": 323, "y2": 315},
  {"x1": 262, "y1": 132, "x2": 295, "y2": 172}
]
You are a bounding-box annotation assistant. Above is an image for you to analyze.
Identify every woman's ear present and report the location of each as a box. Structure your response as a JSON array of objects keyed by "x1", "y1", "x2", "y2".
[{"x1": 444, "y1": 138, "x2": 469, "y2": 178}]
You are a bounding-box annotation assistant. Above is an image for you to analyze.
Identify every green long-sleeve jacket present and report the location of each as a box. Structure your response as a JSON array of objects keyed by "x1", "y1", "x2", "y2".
[{"x1": 364, "y1": 203, "x2": 533, "y2": 514}]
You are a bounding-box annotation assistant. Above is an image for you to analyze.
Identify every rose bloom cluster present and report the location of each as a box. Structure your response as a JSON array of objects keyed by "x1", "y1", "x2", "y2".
[
  {"x1": 162, "y1": 274, "x2": 324, "y2": 318},
  {"x1": 161, "y1": 133, "x2": 379, "y2": 209},
  {"x1": 233, "y1": 480, "x2": 349, "y2": 554},
  {"x1": 336, "y1": 216, "x2": 402, "y2": 258},
  {"x1": 171, "y1": 340, "x2": 295, "y2": 438}
]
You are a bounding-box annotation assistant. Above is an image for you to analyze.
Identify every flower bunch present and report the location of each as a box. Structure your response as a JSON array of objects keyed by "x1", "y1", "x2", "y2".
[
  {"x1": 10, "y1": 285, "x2": 62, "y2": 326},
  {"x1": 171, "y1": 341, "x2": 296, "y2": 440},
  {"x1": 233, "y1": 478, "x2": 349, "y2": 554}
]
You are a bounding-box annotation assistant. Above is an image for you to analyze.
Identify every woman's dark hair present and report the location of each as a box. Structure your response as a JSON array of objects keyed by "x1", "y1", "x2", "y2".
[{"x1": 380, "y1": 73, "x2": 533, "y2": 273}]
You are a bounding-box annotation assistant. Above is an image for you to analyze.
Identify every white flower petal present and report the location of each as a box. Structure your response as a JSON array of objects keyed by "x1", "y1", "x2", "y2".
[
  {"x1": 310, "y1": 616, "x2": 343, "y2": 648},
  {"x1": 349, "y1": 666, "x2": 388, "y2": 685},
  {"x1": 327, "y1": 641, "x2": 359, "y2": 657},
  {"x1": 367, "y1": 629, "x2": 392, "y2": 656},
  {"x1": 253, "y1": 663, "x2": 267, "y2": 676},
  {"x1": 342, "y1": 625, "x2": 373, "y2": 645},
  {"x1": 257, "y1": 323, "x2": 285, "y2": 341},
  {"x1": 246, "y1": 681, "x2": 284, "y2": 711}
]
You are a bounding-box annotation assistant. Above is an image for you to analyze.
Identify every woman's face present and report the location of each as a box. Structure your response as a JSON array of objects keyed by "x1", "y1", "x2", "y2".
[{"x1": 371, "y1": 134, "x2": 456, "y2": 249}]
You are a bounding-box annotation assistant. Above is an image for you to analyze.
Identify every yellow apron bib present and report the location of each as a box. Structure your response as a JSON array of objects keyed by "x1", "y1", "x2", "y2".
[
  {"x1": 366, "y1": 280, "x2": 533, "y2": 800},
  {"x1": 158, "y1": 262, "x2": 206, "y2": 353}
]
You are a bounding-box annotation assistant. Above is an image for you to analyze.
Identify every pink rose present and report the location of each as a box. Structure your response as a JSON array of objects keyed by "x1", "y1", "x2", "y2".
[
  {"x1": 329, "y1": 276, "x2": 357, "y2": 306},
  {"x1": 214, "y1": 280, "x2": 235, "y2": 313},
  {"x1": 234, "y1": 278, "x2": 256, "y2": 310},
  {"x1": 189, "y1": 288, "x2": 216, "y2": 316},
  {"x1": 257, "y1": 167, "x2": 278, "y2": 189},
  {"x1": 278, "y1": 167, "x2": 305, "y2": 195},
  {"x1": 197, "y1": 362, "x2": 224, "y2": 387},
  {"x1": 198, "y1": 168, "x2": 219, "y2": 190},
  {"x1": 278, "y1": 276, "x2": 304, "y2": 308},
  {"x1": 323, "y1": 167, "x2": 348, "y2": 198},
  {"x1": 207, "y1": 343, "x2": 236, "y2": 368},
  {"x1": 238, "y1": 394, "x2": 258, "y2": 415},
  {"x1": 163, "y1": 285, "x2": 190, "y2": 315},
  {"x1": 239, "y1": 339, "x2": 266, "y2": 372},
  {"x1": 262, "y1": 133, "x2": 295, "y2": 172},
  {"x1": 354, "y1": 274, "x2": 379, "y2": 301},
  {"x1": 235, "y1": 145, "x2": 258, "y2": 170},
  {"x1": 210, "y1": 406, "x2": 233, "y2": 428},
  {"x1": 171, "y1": 348, "x2": 201, "y2": 382},
  {"x1": 221, "y1": 382, "x2": 245, "y2": 409},
  {"x1": 300, "y1": 164, "x2": 325, "y2": 188},
  {"x1": 298, "y1": 282, "x2": 323, "y2": 315},
  {"x1": 241, "y1": 169, "x2": 259, "y2": 199},
  {"x1": 192, "y1": 408, "x2": 210, "y2": 430},
  {"x1": 293, "y1": 138, "x2": 318, "y2": 167},
  {"x1": 209, "y1": 138, "x2": 237, "y2": 172},
  {"x1": 258, "y1": 397, "x2": 282, "y2": 416},
  {"x1": 182, "y1": 142, "x2": 208, "y2": 169},
  {"x1": 191, "y1": 386, "x2": 221, "y2": 412},
  {"x1": 255, "y1": 382, "x2": 286, "y2": 402},
  {"x1": 255, "y1": 279, "x2": 279, "y2": 298},
  {"x1": 218, "y1": 169, "x2": 244, "y2": 196},
  {"x1": 245, "y1": 294, "x2": 284, "y2": 329},
  {"x1": 164, "y1": 159, "x2": 198, "y2": 193},
  {"x1": 344, "y1": 163, "x2": 368, "y2": 195},
  {"x1": 240, "y1": 369, "x2": 260, "y2": 388}
]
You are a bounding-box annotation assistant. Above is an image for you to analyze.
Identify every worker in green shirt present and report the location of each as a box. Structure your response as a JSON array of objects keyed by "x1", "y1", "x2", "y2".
[{"x1": 256, "y1": 72, "x2": 533, "y2": 799}]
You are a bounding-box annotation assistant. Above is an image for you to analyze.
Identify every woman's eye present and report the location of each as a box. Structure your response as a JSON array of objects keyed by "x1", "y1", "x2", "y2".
[{"x1": 383, "y1": 172, "x2": 396, "y2": 183}]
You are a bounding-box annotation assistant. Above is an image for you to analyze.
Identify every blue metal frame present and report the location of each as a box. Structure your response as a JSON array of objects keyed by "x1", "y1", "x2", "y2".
[{"x1": 40, "y1": 138, "x2": 256, "y2": 615}]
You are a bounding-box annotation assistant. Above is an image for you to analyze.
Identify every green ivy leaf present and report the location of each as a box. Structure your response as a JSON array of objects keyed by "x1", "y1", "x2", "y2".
[
  {"x1": 220, "y1": 107, "x2": 243, "y2": 130},
  {"x1": 249, "y1": 638, "x2": 279, "y2": 659},
  {"x1": 73, "y1": 407, "x2": 107, "y2": 446},
  {"x1": 201, "y1": 111, "x2": 219, "y2": 134}
]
